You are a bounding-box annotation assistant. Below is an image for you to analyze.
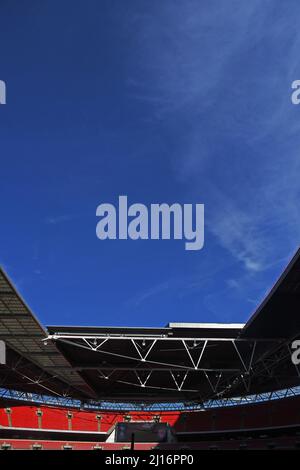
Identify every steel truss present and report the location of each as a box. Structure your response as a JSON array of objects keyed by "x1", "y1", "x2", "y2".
[
  {"x1": 44, "y1": 334, "x2": 281, "y2": 395},
  {"x1": 211, "y1": 335, "x2": 300, "y2": 400},
  {"x1": 2, "y1": 332, "x2": 297, "y2": 405},
  {"x1": 0, "y1": 354, "x2": 73, "y2": 398}
]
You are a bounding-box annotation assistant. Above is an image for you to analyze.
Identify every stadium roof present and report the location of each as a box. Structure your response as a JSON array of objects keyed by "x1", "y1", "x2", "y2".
[
  {"x1": 241, "y1": 249, "x2": 300, "y2": 339},
  {"x1": 0, "y1": 269, "x2": 97, "y2": 399},
  {"x1": 1, "y1": 248, "x2": 300, "y2": 404}
]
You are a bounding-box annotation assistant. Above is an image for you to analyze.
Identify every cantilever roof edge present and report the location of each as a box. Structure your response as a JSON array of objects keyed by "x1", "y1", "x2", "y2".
[
  {"x1": 241, "y1": 247, "x2": 300, "y2": 339},
  {"x1": 0, "y1": 266, "x2": 47, "y2": 335}
]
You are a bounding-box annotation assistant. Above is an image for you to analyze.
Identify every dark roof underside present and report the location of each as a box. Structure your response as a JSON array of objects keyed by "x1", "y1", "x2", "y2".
[{"x1": 241, "y1": 248, "x2": 300, "y2": 339}]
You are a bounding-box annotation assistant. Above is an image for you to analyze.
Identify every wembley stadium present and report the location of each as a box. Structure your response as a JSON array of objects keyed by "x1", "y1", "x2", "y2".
[{"x1": 0, "y1": 249, "x2": 300, "y2": 451}]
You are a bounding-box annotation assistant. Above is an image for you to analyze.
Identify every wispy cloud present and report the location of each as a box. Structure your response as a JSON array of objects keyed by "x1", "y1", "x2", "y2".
[
  {"x1": 129, "y1": 1, "x2": 300, "y2": 273},
  {"x1": 45, "y1": 214, "x2": 76, "y2": 225},
  {"x1": 127, "y1": 280, "x2": 172, "y2": 307}
]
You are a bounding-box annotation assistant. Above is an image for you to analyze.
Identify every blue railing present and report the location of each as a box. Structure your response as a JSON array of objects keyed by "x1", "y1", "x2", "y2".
[{"x1": 1, "y1": 386, "x2": 300, "y2": 411}]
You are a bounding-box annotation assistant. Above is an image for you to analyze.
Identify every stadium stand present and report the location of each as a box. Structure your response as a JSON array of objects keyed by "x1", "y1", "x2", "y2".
[{"x1": 1, "y1": 249, "x2": 300, "y2": 449}]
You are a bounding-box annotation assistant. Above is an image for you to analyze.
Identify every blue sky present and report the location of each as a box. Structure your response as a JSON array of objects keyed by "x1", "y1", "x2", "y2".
[{"x1": 0, "y1": 0, "x2": 300, "y2": 327}]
